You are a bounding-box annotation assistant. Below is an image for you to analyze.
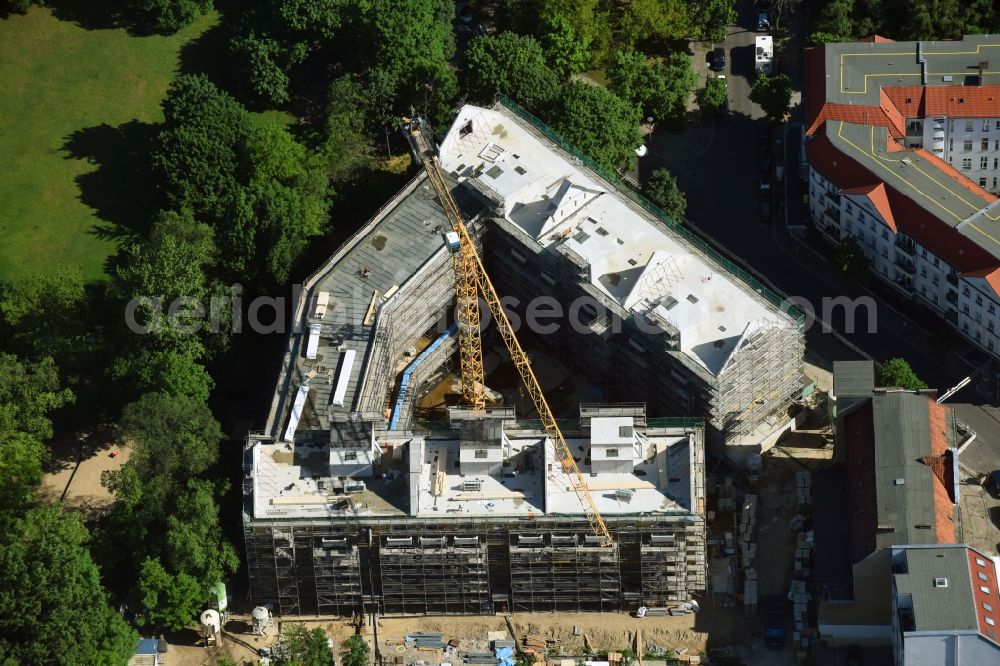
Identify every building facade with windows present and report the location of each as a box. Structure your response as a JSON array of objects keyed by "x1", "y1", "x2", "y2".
[{"x1": 805, "y1": 36, "x2": 1000, "y2": 358}]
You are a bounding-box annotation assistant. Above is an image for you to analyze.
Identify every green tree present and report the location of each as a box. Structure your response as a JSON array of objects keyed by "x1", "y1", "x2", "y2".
[
  {"x1": 109, "y1": 347, "x2": 215, "y2": 403},
  {"x1": 464, "y1": 32, "x2": 560, "y2": 108},
  {"x1": 131, "y1": 0, "x2": 213, "y2": 33},
  {"x1": 0, "y1": 354, "x2": 73, "y2": 525},
  {"x1": 359, "y1": 0, "x2": 457, "y2": 121},
  {"x1": 696, "y1": 76, "x2": 728, "y2": 117},
  {"x1": 648, "y1": 53, "x2": 698, "y2": 122},
  {"x1": 113, "y1": 209, "x2": 216, "y2": 340},
  {"x1": 341, "y1": 634, "x2": 371, "y2": 666},
  {"x1": 643, "y1": 168, "x2": 687, "y2": 222},
  {"x1": 813, "y1": 0, "x2": 855, "y2": 38},
  {"x1": 103, "y1": 392, "x2": 223, "y2": 518},
  {"x1": 832, "y1": 236, "x2": 870, "y2": 282},
  {"x1": 615, "y1": 0, "x2": 692, "y2": 45},
  {"x1": 137, "y1": 556, "x2": 205, "y2": 632},
  {"x1": 878, "y1": 357, "x2": 928, "y2": 390},
  {"x1": 154, "y1": 74, "x2": 254, "y2": 223},
  {"x1": 608, "y1": 51, "x2": 696, "y2": 123},
  {"x1": 282, "y1": 624, "x2": 335, "y2": 666},
  {"x1": 688, "y1": 0, "x2": 738, "y2": 43},
  {"x1": 324, "y1": 76, "x2": 375, "y2": 183},
  {"x1": 0, "y1": 269, "x2": 88, "y2": 364},
  {"x1": 0, "y1": 507, "x2": 137, "y2": 666},
  {"x1": 550, "y1": 82, "x2": 641, "y2": 173},
  {"x1": 164, "y1": 480, "x2": 240, "y2": 589},
  {"x1": 807, "y1": 30, "x2": 854, "y2": 45},
  {"x1": 541, "y1": 14, "x2": 592, "y2": 79},
  {"x1": 750, "y1": 74, "x2": 793, "y2": 122},
  {"x1": 230, "y1": 33, "x2": 293, "y2": 105}
]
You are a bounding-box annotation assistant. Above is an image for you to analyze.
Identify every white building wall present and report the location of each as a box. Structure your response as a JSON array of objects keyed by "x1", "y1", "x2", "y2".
[
  {"x1": 807, "y1": 166, "x2": 1000, "y2": 360},
  {"x1": 917, "y1": 116, "x2": 1000, "y2": 194}
]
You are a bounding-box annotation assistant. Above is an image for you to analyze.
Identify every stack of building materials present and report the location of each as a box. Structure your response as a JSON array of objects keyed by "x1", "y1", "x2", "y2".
[
  {"x1": 718, "y1": 477, "x2": 736, "y2": 511},
  {"x1": 467, "y1": 654, "x2": 497, "y2": 665},
  {"x1": 793, "y1": 530, "x2": 814, "y2": 578},
  {"x1": 406, "y1": 632, "x2": 447, "y2": 650},
  {"x1": 795, "y1": 471, "x2": 811, "y2": 505},
  {"x1": 739, "y1": 494, "x2": 758, "y2": 615},
  {"x1": 788, "y1": 580, "x2": 813, "y2": 650}
]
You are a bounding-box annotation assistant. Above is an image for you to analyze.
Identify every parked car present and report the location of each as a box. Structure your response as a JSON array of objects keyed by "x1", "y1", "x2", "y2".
[
  {"x1": 759, "y1": 177, "x2": 771, "y2": 197},
  {"x1": 756, "y1": 10, "x2": 770, "y2": 32},
  {"x1": 759, "y1": 198, "x2": 771, "y2": 224},
  {"x1": 709, "y1": 46, "x2": 726, "y2": 71}
]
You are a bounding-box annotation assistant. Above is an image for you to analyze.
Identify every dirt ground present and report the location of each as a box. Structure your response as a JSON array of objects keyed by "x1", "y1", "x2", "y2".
[
  {"x1": 163, "y1": 608, "x2": 748, "y2": 666},
  {"x1": 39, "y1": 440, "x2": 129, "y2": 515}
]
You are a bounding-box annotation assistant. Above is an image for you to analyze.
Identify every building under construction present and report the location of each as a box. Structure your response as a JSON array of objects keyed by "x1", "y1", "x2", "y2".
[{"x1": 244, "y1": 99, "x2": 804, "y2": 616}]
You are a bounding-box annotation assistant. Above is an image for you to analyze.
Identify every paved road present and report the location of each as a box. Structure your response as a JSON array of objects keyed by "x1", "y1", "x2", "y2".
[{"x1": 949, "y1": 402, "x2": 1000, "y2": 474}]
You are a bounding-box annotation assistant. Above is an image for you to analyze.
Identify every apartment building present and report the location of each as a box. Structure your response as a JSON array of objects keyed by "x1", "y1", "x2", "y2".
[
  {"x1": 890, "y1": 544, "x2": 1000, "y2": 665},
  {"x1": 805, "y1": 35, "x2": 1000, "y2": 358}
]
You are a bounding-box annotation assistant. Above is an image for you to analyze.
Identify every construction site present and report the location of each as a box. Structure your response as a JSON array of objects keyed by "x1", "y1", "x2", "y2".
[{"x1": 244, "y1": 99, "x2": 807, "y2": 618}]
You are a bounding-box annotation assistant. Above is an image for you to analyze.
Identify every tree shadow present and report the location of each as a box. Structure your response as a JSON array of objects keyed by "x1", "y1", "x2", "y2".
[
  {"x1": 178, "y1": 12, "x2": 237, "y2": 93},
  {"x1": 62, "y1": 120, "x2": 162, "y2": 246},
  {"x1": 44, "y1": 0, "x2": 172, "y2": 36}
]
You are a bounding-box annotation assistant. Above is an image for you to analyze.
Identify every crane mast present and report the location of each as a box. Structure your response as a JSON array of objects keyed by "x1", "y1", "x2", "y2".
[{"x1": 406, "y1": 119, "x2": 613, "y2": 547}]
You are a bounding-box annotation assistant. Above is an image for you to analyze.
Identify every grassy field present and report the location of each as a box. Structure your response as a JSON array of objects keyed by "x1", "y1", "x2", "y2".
[{"x1": 0, "y1": 7, "x2": 217, "y2": 282}]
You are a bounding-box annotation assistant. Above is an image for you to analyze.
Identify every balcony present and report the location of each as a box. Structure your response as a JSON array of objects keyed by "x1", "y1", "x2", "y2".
[
  {"x1": 894, "y1": 256, "x2": 916, "y2": 274},
  {"x1": 946, "y1": 272, "x2": 959, "y2": 286},
  {"x1": 946, "y1": 309, "x2": 959, "y2": 324},
  {"x1": 894, "y1": 238, "x2": 916, "y2": 256},
  {"x1": 946, "y1": 289, "x2": 958, "y2": 304}
]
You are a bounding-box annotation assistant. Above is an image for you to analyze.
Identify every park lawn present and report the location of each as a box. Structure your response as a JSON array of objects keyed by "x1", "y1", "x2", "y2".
[{"x1": 0, "y1": 7, "x2": 217, "y2": 282}]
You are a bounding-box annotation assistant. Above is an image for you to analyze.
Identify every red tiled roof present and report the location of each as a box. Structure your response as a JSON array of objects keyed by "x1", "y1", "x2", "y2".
[
  {"x1": 806, "y1": 103, "x2": 904, "y2": 137},
  {"x1": 883, "y1": 86, "x2": 925, "y2": 120},
  {"x1": 926, "y1": 401, "x2": 957, "y2": 544},
  {"x1": 960, "y1": 267, "x2": 1000, "y2": 297},
  {"x1": 858, "y1": 35, "x2": 894, "y2": 43},
  {"x1": 807, "y1": 125, "x2": 1000, "y2": 273},
  {"x1": 924, "y1": 85, "x2": 1000, "y2": 118},
  {"x1": 842, "y1": 182, "x2": 897, "y2": 232},
  {"x1": 967, "y1": 548, "x2": 1000, "y2": 645}
]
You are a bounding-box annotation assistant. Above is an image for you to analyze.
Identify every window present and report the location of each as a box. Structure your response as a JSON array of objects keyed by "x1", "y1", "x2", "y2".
[
  {"x1": 963, "y1": 158, "x2": 973, "y2": 169},
  {"x1": 996, "y1": 121, "x2": 1000, "y2": 130},
  {"x1": 990, "y1": 322, "x2": 996, "y2": 332},
  {"x1": 995, "y1": 158, "x2": 998, "y2": 169},
  {"x1": 344, "y1": 451, "x2": 357, "y2": 461},
  {"x1": 922, "y1": 248, "x2": 928, "y2": 258},
  {"x1": 991, "y1": 339, "x2": 995, "y2": 350},
  {"x1": 967, "y1": 121, "x2": 975, "y2": 131},
  {"x1": 982, "y1": 156, "x2": 990, "y2": 169},
  {"x1": 982, "y1": 178, "x2": 989, "y2": 187},
  {"x1": 978, "y1": 558, "x2": 988, "y2": 566},
  {"x1": 932, "y1": 275, "x2": 939, "y2": 286},
  {"x1": 989, "y1": 304, "x2": 996, "y2": 314},
  {"x1": 933, "y1": 258, "x2": 940, "y2": 268},
  {"x1": 921, "y1": 267, "x2": 928, "y2": 277},
  {"x1": 985, "y1": 601, "x2": 995, "y2": 611},
  {"x1": 964, "y1": 322, "x2": 970, "y2": 332},
  {"x1": 988, "y1": 617, "x2": 997, "y2": 627},
  {"x1": 605, "y1": 448, "x2": 619, "y2": 458},
  {"x1": 983, "y1": 586, "x2": 993, "y2": 594},
  {"x1": 618, "y1": 425, "x2": 633, "y2": 437},
  {"x1": 859, "y1": 211, "x2": 866, "y2": 222},
  {"x1": 977, "y1": 295, "x2": 983, "y2": 305},
  {"x1": 965, "y1": 140, "x2": 974, "y2": 151},
  {"x1": 964, "y1": 286, "x2": 972, "y2": 296},
  {"x1": 976, "y1": 330, "x2": 982, "y2": 341},
  {"x1": 932, "y1": 293, "x2": 938, "y2": 303},
  {"x1": 474, "y1": 449, "x2": 488, "y2": 459},
  {"x1": 964, "y1": 304, "x2": 971, "y2": 314},
  {"x1": 984, "y1": 138, "x2": 991, "y2": 150},
  {"x1": 882, "y1": 229, "x2": 889, "y2": 240}
]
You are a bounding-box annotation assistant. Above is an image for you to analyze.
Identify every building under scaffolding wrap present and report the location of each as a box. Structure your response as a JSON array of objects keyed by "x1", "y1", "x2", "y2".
[
  {"x1": 246, "y1": 99, "x2": 806, "y2": 616},
  {"x1": 244, "y1": 407, "x2": 707, "y2": 616}
]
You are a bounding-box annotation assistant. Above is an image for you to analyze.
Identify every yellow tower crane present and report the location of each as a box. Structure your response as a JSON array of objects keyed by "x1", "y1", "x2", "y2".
[{"x1": 406, "y1": 118, "x2": 613, "y2": 547}]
